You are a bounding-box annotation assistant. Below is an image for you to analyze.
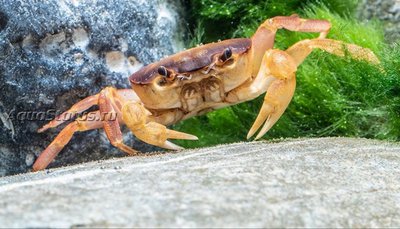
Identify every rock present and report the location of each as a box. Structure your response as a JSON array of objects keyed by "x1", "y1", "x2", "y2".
[
  {"x1": 0, "y1": 138, "x2": 399, "y2": 227},
  {"x1": 0, "y1": 0, "x2": 186, "y2": 176},
  {"x1": 358, "y1": 0, "x2": 400, "y2": 43}
]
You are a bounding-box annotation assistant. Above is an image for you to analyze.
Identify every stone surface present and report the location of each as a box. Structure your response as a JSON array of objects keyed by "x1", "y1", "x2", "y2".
[
  {"x1": 358, "y1": 0, "x2": 400, "y2": 43},
  {"x1": 0, "y1": 0, "x2": 186, "y2": 176},
  {"x1": 0, "y1": 138, "x2": 399, "y2": 227}
]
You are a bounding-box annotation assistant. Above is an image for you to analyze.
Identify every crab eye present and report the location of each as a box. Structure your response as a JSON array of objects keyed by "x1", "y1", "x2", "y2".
[
  {"x1": 220, "y1": 48, "x2": 232, "y2": 62},
  {"x1": 158, "y1": 66, "x2": 170, "y2": 78}
]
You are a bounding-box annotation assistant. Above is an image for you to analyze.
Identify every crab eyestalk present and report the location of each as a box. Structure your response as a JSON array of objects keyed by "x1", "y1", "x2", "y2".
[
  {"x1": 158, "y1": 66, "x2": 175, "y2": 82},
  {"x1": 219, "y1": 48, "x2": 232, "y2": 63}
]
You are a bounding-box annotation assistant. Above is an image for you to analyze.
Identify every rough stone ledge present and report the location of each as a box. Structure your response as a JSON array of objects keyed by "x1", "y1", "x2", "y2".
[{"x1": 0, "y1": 137, "x2": 399, "y2": 228}]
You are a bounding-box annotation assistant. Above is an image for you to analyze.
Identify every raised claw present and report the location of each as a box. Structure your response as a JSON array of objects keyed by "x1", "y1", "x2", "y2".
[{"x1": 247, "y1": 77, "x2": 296, "y2": 140}]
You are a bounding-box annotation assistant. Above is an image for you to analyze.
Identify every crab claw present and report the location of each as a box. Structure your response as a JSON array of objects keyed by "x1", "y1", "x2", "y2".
[
  {"x1": 160, "y1": 126, "x2": 199, "y2": 150},
  {"x1": 247, "y1": 77, "x2": 296, "y2": 140},
  {"x1": 121, "y1": 102, "x2": 198, "y2": 151},
  {"x1": 131, "y1": 122, "x2": 198, "y2": 150}
]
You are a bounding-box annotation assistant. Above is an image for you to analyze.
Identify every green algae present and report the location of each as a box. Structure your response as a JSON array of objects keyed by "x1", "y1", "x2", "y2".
[{"x1": 174, "y1": 1, "x2": 400, "y2": 147}]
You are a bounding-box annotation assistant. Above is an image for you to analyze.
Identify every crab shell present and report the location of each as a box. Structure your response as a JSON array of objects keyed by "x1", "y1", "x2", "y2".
[{"x1": 129, "y1": 38, "x2": 253, "y2": 114}]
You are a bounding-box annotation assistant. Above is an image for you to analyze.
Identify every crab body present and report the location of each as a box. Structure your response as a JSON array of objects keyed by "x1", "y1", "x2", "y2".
[
  {"x1": 129, "y1": 38, "x2": 253, "y2": 123},
  {"x1": 33, "y1": 15, "x2": 379, "y2": 171}
]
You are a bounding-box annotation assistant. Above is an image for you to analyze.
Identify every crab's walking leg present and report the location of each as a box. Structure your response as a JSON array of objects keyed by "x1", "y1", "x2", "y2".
[
  {"x1": 263, "y1": 15, "x2": 331, "y2": 38},
  {"x1": 286, "y1": 38, "x2": 380, "y2": 66},
  {"x1": 121, "y1": 102, "x2": 198, "y2": 150},
  {"x1": 251, "y1": 15, "x2": 331, "y2": 75},
  {"x1": 34, "y1": 88, "x2": 138, "y2": 171},
  {"x1": 33, "y1": 111, "x2": 103, "y2": 171},
  {"x1": 38, "y1": 89, "x2": 139, "y2": 133},
  {"x1": 98, "y1": 89, "x2": 138, "y2": 156},
  {"x1": 38, "y1": 94, "x2": 100, "y2": 133}
]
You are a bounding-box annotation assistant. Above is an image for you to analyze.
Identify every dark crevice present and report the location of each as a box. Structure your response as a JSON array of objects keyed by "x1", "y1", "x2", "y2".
[{"x1": 0, "y1": 11, "x2": 8, "y2": 31}]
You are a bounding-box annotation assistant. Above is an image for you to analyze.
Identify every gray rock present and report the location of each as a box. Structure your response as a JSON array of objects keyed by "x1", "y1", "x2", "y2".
[
  {"x1": 358, "y1": 0, "x2": 400, "y2": 43},
  {"x1": 0, "y1": 138, "x2": 399, "y2": 227},
  {"x1": 0, "y1": 0, "x2": 186, "y2": 176}
]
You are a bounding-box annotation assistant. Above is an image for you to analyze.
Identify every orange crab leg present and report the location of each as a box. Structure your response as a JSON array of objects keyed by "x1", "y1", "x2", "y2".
[
  {"x1": 34, "y1": 88, "x2": 138, "y2": 171},
  {"x1": 286, "y1": 38, "x2": 380, "y2": 67},
  {"x1": 38, "y1": 94, "x2": 100, "y2": 133},
  {"x1": 34, "y1": 87, "x2": 197, "y2": 171},
  {"x1": 33, "y1": 111, "x2": 103, "y2": 171},
  {"x1": 97, "y1": 89, "x2": 138, "y2": 156},
  {"x1": 263, "y1": 15, "x2": 331, "y2": 38},
  {"x1": 38, "y1": 89, "x2": 139, "y2": 133},
  {"x1": 251, "y1": 15, "x2": 331, "y2": 75}
]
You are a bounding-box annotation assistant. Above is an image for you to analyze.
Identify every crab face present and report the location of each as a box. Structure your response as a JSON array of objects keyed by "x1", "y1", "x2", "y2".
[{"x1": 129, "y1": 38, "x2": 253, "y2": 111}]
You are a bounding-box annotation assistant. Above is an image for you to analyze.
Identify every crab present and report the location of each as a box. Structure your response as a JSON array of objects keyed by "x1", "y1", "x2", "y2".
[{"x1": 32, "y1": 15, "x2": 379, "y2": 171}]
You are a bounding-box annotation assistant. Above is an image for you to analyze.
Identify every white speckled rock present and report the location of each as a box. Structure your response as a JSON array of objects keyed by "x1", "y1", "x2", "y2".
[
  {"x1": 0, "y1": 0, "x2": 186, "y2": 176},
  {"x1": 359, "y1": 0, "x2": 400, "y2": 42},
  {"x1": 0, "y1": 138, "x2": 399, "y2": 227}
]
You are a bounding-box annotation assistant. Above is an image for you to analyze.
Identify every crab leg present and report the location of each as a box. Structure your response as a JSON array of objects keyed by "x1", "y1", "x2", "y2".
[
  {"x1": 121, "y1": 102, "x2": 198, "y2": 150},
  {"x1": 263, "y1": 15, "x2": 331, "y2": 38},
  {"x1": 33, "y1": 111, "x2": 103, "y2": 171},
  {"x1": 98, "y1": 88, "x2": 138, "y2": 156},
  {"x1": 251, "y1": 15, "x2": 331, "y2": 76},
  {"x1": 286, "y1": 38, "x2": 380, "y2": 67},
  {"x1": 34, "y1": 88, "x2": 138, "y2": 171},
  {"x1": 38, "y1": 89, "x2": 139, "y2": 133},
  {"x1": 38, "y1": 94, "x2": 100, "y2": 133}
]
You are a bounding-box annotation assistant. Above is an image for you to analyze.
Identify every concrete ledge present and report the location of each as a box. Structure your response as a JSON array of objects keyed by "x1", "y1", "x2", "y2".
[{"x1": 0, "y1": 138, "x2": 399, "y2": 227}]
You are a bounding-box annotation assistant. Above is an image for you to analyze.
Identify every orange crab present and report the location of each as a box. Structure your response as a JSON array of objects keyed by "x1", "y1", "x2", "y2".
[{"x1": 33, "y1": 15, "x2": 379, "y2": 171}]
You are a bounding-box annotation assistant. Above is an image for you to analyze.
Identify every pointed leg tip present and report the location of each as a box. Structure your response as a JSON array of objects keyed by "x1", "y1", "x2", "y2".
[
  {"x1": 31, "y1": 167, "x2": 40, "y2": 172},
  {"x1": 38, "y1": 123, "x2": 53, "y2": 133},
  {"x1": 162, "y1": 141, "x2": 184, "y2": 150},
  {"x1": 255, "y1": 126, "x2": 271, "y2": 140},
  {"x1": 37, "y1": 126, "x2": 46, "y2": 133},
  {"x1": 186, "y1": 134, "x2": 199, "y2": 141},
  {"x1": 246, "y1": 132, "x2": 254, "y2": 140},
  {"x1": 32, "y1": 161, "x2": 45, "y2": 172},
  {"x1": 166, "y1": 129, "x2": 198, "y2": 141},
  {"x1": 247, "y1": 127, "x2": 259, "y2": 140}
]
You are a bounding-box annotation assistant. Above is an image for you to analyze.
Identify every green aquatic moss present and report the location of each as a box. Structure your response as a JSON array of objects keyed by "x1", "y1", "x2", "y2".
[
  {"x1": 187, "y1": 0, "x2": 358, "y2": 42},
  {"x1": 174, "y1": 1, "x2": 400, "y2": 147}
]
